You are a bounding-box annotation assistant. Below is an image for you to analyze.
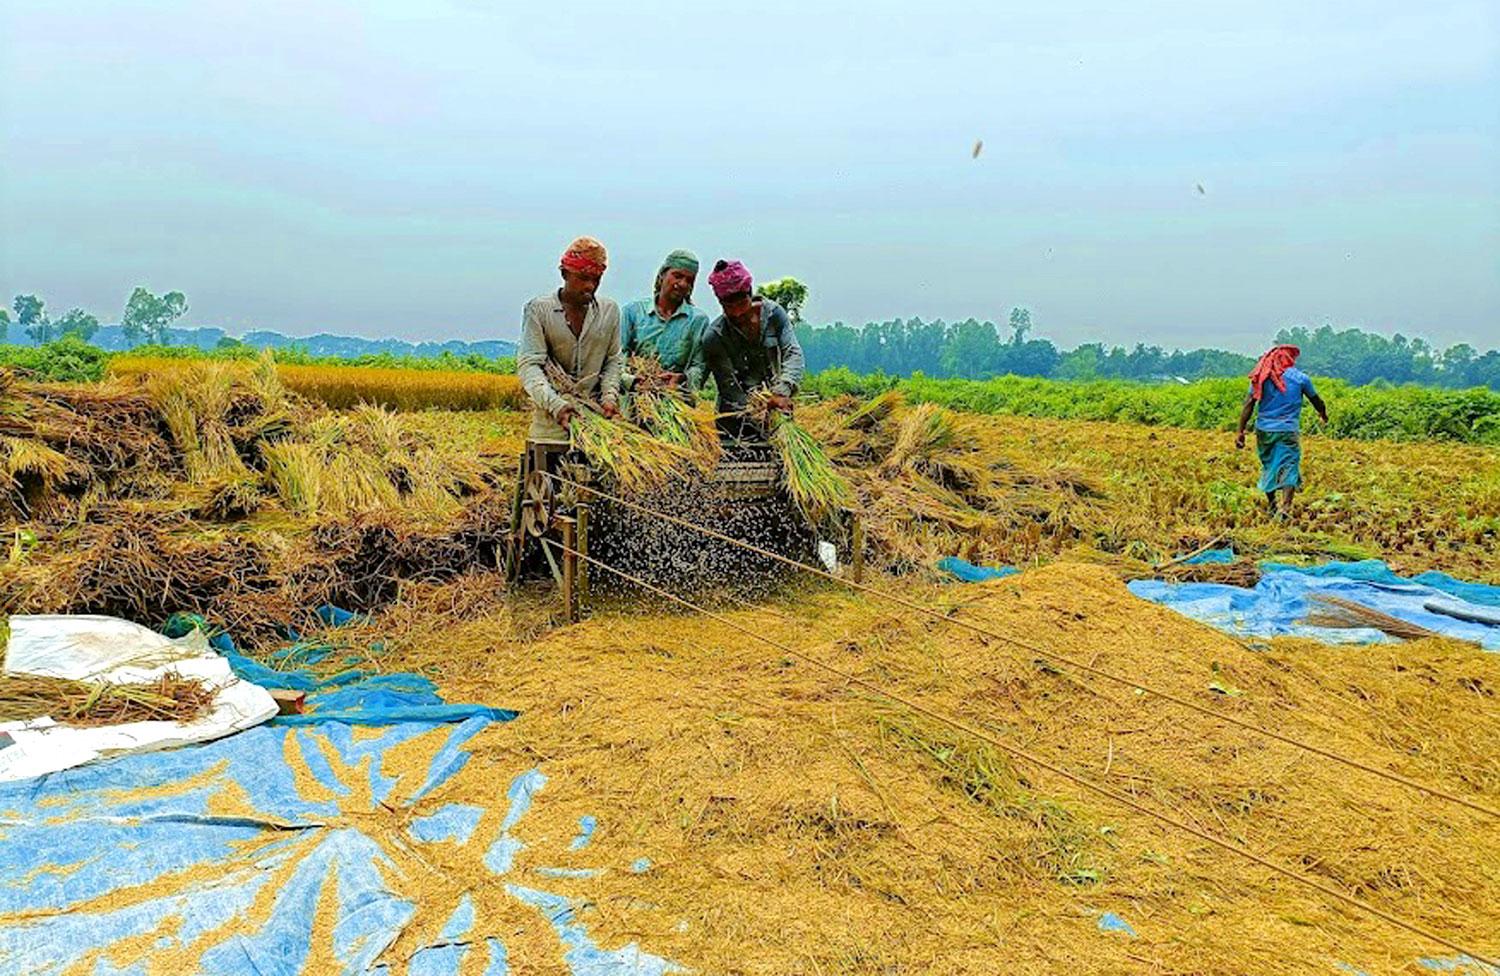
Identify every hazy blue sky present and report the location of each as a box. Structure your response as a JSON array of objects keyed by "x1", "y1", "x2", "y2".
[{"x1": 2, "y1": 0, "x2": 1497, "y2": 351}]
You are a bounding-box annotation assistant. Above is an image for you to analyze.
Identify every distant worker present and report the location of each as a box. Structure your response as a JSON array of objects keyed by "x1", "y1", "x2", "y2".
[
  {"x1": 516, "y1": 236, "x2": 623, "y2": 443},
  {"x1": 1235, "y1": 343, "x2": 1328, "y2": 517},
  {"x1": 701, "y1": 259, "x2": 805, "y2": 437},
  {"x1": 621, "y1": 249, "x2": 710, "y2": 394}
]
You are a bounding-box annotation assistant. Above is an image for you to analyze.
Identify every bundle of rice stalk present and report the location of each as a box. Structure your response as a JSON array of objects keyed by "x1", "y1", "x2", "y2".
[
  {"x1": 148, "y1": 365, "x2": 253, "y2": 484},
  {"x1": 189, "y1": 473, "x2": 264, "y2": 520},
  {"x1": 747, "y1": 389, "x2": 851, "y2": 524},
  {"x1": 880, "y1": 403, "x2": 963, "y2": 477},
  {"x1": 541, "y1": 358, "x2": 695, "y2": 491},
  {"x1": 0, "y1": 672, "x2": 217, "y2": 726},
  {"x1": 628, "y1": 356, "x2": 719, "y2": 470},
  {"x1": 570, "y1": 409, "x2": 693, "y2": 494},
  {"x1": 841, "y1": 389, "x2": 904, "y2": 431},
  {"x1": 263, "y1": 441, "x2": 323, "y2": 514}
]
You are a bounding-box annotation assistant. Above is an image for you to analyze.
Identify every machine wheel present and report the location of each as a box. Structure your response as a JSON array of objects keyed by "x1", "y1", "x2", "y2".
[{"x1": 519, "y1": 470, "x2": 555, "y2": 537}]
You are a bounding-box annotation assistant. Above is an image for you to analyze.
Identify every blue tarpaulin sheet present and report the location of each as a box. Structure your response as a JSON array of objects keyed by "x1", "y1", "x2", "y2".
[
  {"x1": 0, "y1": 614, "x2": 679, "y2": 975},
  {"x1": 936, "y1": 556, "x2": 1019, "y2": 583},
  {"x1": 1183, "y1": 547, "x2": 1237, "y2": 565},
  {"x1": 1129, "y1": 560, "x2": 1500, "y2": 651}
]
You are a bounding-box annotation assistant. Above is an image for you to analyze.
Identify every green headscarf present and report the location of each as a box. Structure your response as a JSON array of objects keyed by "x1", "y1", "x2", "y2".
[{"x1": 653, "y1": 249, "x2": 700, "y2": 299}]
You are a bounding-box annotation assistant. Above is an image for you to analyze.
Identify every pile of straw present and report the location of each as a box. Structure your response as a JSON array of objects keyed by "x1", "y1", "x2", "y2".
[
  {"x1": 360, "y1": 559, "x2": 1500, "y2": 975},
  {"x1": 0, "y1": 672, "x2": 216, "y2": 726}
]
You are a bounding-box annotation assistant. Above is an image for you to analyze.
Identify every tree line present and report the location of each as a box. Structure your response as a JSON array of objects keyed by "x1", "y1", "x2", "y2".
[
  {"x1": 799, "y1": 313, "x2": 1500, "y2": 389},
  {"x1": 3, "y1": 288, "x2": 187, "y2": 346},
  {"x1": 9, "y1": 283, "x2": 1498, "y2": 390}
]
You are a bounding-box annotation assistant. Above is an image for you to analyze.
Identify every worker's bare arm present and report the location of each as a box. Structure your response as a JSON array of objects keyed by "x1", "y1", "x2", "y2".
[
  {"x1": 1234, "y1": 394, "x2": 1255, "y2": 449},
  {"x1": 1307, "y1": 392, "x2": 1329, "y2": 425}
]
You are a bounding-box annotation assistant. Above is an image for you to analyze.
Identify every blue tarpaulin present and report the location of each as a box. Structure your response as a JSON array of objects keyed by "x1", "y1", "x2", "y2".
[
  {"x1": 1129, "y1": 560, "x2": 1500, "y2": 651},
  {"x1": 0, "y1": 614, "x2": 679, "y2": 975},
  {"x1": 936, "y1": 556, "x2": 1019, "y2": 583}
]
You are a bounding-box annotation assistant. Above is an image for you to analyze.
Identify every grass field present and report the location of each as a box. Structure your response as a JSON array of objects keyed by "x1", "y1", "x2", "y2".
[{"x1": 1, "y1": 364, "x2": 1496, "y2": 974}]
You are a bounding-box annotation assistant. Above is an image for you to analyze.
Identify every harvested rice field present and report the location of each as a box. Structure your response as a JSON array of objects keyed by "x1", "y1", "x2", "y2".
[{"x1": 1, "y1": 363, "x2": 1496, "y2": 974}]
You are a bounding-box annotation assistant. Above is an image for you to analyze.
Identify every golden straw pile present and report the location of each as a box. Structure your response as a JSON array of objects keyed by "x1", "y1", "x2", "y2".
[{"x1": 351, "y1": 559, "x2": 1500, "y2": 975}]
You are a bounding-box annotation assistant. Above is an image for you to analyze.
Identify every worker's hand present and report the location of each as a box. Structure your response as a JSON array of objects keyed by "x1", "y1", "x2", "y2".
[
  {"x1": 769, "y1": 394, "x2": 794, "y2": 414},
  {"x1": 661, "y1": 371, "x2": 685, "y2": 389},
  {"x1": 1234, "y1": 430, "x2": 1246, "y2": 450},
  {"x1": 1317, "y1": 410, "x2": 1329, "y2": 426},
  {"x1": 556, "y1": 405, "x2": 578, "y2": 429},
  {"x1": 601, "y1": 401, "x2": 620, "y2": 419}
]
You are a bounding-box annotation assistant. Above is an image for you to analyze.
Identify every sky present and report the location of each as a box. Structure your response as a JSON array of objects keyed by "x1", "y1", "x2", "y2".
[{"x1": 1, "y1": 0, "x2": 1497, "y2": 352}]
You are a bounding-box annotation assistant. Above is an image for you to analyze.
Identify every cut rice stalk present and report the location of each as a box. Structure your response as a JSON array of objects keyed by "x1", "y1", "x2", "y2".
[
  {"x1": 0, "y1": 672, "x2": 217, "y2": 726},
  {"x1": 570, "y1": 410, "x2": 694, "y2": 494},
  {"x1": 747, "y1": 389, "x2": 851, "y2": 524},
  {"x1": 1303, "y1": 593, "x2": 1450, "y2": 642}
]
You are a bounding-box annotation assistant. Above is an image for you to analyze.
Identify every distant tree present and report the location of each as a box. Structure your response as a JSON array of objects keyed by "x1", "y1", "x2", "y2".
[
  {"x1": 13, "y1": 295, "x2": 50, "y2": 342},
  {"x1": 121, "y1": 287, "x2": 188, "y2": 346},
  {"x1": 941, "y1": 318, "x2": 1001, "y2": 378},
  {"x1": 1441, "y1": 343, "x2": 1475, "y2": 385},
  {"x1": 13, "y1": 295, "x2": 44, "y2": 329},
  {"x1": 1007, "y1": 307, "x2": 1032, "y2": 345},
  {"x1": 54, "y1": 308, "x2": 100, "y2": 341},
  {"x1": 1055, "y1": 342, "x2": 1103, "y2": 380},
  {"x1": 758, "y1": 277, "x2": 809, "y2": 324},
  {"x1": 0, "y1": 308, "x2": 8, "y2": 344}
]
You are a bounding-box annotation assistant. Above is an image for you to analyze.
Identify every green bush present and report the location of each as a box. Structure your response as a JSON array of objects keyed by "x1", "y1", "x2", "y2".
[
  {"x1": 0, "y1": 336, "x2": 111, "y2": 382},
  {"x1": 803, "y1": 371, "x2": 1500, "y2": 444}
]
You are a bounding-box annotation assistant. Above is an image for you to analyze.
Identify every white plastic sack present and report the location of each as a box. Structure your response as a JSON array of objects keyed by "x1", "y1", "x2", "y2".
[{"x1": 0, "y1": 614, "x2": 278, "y2": 782}]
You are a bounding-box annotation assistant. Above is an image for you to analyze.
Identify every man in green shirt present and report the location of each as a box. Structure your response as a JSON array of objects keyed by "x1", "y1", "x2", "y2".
[{"x1": 620, "y1": 249, "x2": 709, "y2": 393}]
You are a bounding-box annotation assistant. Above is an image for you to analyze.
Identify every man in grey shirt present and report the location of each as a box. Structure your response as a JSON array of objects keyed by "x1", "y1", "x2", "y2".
[
  {"x1": 701, "y1": 259, "x2": 805, "y2": 436},
  {"x1": 516, "y1": 236, "x2": 624, "y2": 443}
]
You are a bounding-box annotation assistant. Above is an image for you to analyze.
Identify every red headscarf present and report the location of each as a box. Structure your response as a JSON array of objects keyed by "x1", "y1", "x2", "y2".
[
  {"x1": 1248, "y1": 344, "x2": 1300, "y2": 400},
  {"x1": 560, "y1": 236, "x2": 607, "y2": 276}
]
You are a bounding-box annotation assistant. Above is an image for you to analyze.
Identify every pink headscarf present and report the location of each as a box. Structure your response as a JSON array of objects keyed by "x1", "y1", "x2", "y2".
[{"x1": 708, "y1": 259, "x2": 753, "y2": 299}]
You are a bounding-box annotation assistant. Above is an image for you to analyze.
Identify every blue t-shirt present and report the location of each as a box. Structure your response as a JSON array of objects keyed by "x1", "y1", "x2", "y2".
[{"x1": 1252, "y1": 366, "x2": 1317, "y2": 432}]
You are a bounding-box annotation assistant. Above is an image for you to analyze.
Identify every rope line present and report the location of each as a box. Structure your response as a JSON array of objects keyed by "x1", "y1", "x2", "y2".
[
  {"x1": 540, "y1": 537, "x2": 1496, "y2": 967},
  {"x1": 542, "y1": 471, "x2": 1499, "y2": 820}
]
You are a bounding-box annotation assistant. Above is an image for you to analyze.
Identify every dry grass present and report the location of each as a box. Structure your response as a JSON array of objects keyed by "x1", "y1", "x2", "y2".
[
  {"x1": 0, "y1": 671, "x2": 216, "y2": 726},
  {"x1": 799, "y1": 396, "x2": 1500, "y2": 581},
  {"x1": 352, "y1": 560, "x2": 1499, "y2": 975}
]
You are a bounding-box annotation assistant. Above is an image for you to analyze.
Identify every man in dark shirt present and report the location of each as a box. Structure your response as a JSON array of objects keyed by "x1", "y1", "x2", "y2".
[{"x1": 701, "y1": 259, "x2": 805, "y2": 437}]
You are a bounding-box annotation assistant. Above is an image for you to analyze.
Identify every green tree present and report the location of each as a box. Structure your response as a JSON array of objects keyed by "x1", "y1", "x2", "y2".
[
  {"x1": 1007, "y1": 306, "x2": 1032, "y2": 345},
  {"x1": 0, "y1": 308, "x2": 9, "y2": 344},
  {"x1": 54, "y1": 308, "x2": 100, "y2": 341},
  {"x1": 940, "y1": 318, "x2": 1001, "y2": 378},
  {"x1": 758, "y1": 277, "x2": 809, "y2": 324},
  {"x1": 13, "y1": 295, "x2": 47, "y2": 342},
  {"x1": 121, "y1": 287, "x2": 188, "y2": 346}
]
